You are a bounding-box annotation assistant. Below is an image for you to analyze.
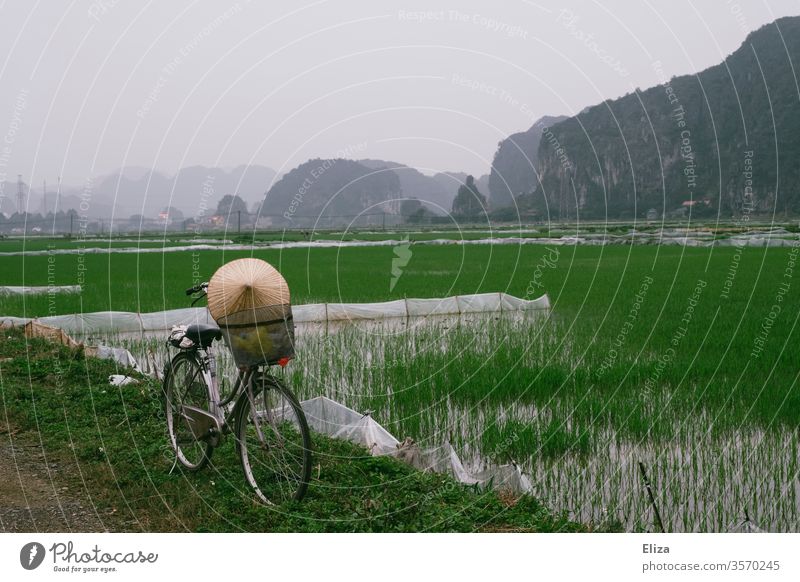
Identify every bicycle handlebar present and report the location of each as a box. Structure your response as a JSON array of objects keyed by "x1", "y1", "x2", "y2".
[{"x1": 185, "y1": 282, "x2": 209, "y2": 296}]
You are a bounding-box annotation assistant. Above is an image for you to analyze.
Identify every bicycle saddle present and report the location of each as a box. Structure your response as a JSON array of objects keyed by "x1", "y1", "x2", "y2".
[{"x1": 185, "y1": 323, "x2": 222, "y2": 348}]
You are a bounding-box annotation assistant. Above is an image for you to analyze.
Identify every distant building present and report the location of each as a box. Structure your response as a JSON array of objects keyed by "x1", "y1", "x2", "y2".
[
  {"x1": 666, "y1": 206, "x2": 688, "y2": 219},
  {"x1": 681, "y1": 198, "x2": 711, "y2": 208},
  {"x1": 646, "y1": 208, "x2": 659, "y2": 221},
  {"x1": 255, "y1": 215, "x2": 273, "y2": 229}
]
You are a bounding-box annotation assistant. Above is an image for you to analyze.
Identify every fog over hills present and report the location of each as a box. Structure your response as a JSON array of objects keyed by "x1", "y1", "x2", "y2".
[{"x1": 5, "y1": 165, "x2": 277, "y2": 219}]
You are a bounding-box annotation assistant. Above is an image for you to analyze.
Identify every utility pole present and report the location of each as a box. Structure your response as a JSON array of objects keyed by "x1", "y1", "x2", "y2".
[
  {"x1": 42, "y1": 179, "x2": 47, "y2": 214},
  {"x1": 237, "y1": 210, "x2": 241, "y2": 233},
  {"x1": 56, "y1": 176, "x2": 61, "y2": 214},
  {"x1": 70, "y1": 213, "x2": 74, "y2": 237},
  {"x1": 16, "y1": 174, "x2": 25, "y2": 214}
]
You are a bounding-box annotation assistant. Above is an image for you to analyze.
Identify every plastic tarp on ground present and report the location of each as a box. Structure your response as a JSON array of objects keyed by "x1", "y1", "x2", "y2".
[
  {"x1": 405, "y1": 296, "x2": 460, "y2": 317},
  {"x1": 24, "y1": 307, "x2": 210, "y2": 336},
  {"x1": 40, "y1": 311, "x2": 142, "y2": 334},
  {"x1": 3, "y1": 293, "x2": 550, "y2": 333},
  {"x1": 300, "y1": 292, "x2": 549, "y2": 323},
  {"x1": 15, "y1": 319, "x2": 142, "y2": 372},
  {"x1": 84, "y1": 345, "x2": 142, "y2": 372},
  {"x1": 299, "y1": 396, "x2": 531, "y2": 494},
  {"x1": 3, "y1": 231, "x2": 797, "y2": 256},
  {"x1": 138, "y1": 307, "x2": 210, "y2": 332},
  {"x1": 292, "y1": 303, "x2": 328, "y2": 322},
  {"x1": 0, "y1": 285, "x2": 80, "y2": 295},
  {"x1": 0, "y1": 315, "x2": 31, "y2": 327},
  {"x1": 325, "y1": 299, "x2": 408, "y2": 322}
]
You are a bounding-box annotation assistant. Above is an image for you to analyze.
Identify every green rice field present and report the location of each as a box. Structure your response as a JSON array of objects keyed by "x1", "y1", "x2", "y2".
[{"x1": 3, "y1": 233, "x2": 800, "y2": 531}]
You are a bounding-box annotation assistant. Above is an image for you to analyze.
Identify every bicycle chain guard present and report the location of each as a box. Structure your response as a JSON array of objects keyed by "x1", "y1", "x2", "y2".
[{"x1": 181, "y1": 404, "x2": 222, "y2": 447}]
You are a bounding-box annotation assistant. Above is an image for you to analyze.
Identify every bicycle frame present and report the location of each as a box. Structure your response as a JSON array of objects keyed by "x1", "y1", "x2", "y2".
[{"x1": 176, "y1": 344, "x2": 268, "y2": 446}]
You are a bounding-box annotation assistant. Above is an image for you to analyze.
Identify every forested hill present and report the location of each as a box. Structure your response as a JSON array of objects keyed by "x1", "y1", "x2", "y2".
[
  {"x1": 488, "y1": 115, "x2": 567, "y2": 208},
  {"x1": 527, "y1": 16, "x2": 800, "y2": 218},
  {"x1": 261, "y1": 158, "x2": 401, "y2": 227}
]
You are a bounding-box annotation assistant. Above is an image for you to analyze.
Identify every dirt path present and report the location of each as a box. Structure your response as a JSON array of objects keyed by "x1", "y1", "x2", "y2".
[{"x1": 0, "y1": 419, "x2": 126, "y2": 532}]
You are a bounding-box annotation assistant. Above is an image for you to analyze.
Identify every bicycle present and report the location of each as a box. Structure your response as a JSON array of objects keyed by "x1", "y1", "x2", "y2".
[{"x1": 162, "y1": 282, "x2": 312, "y2": 504}]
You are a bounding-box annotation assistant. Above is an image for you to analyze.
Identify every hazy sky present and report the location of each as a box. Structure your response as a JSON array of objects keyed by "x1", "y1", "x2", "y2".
[{"x1": 0, "y1": 0, "x2": 797, "y2": 187}]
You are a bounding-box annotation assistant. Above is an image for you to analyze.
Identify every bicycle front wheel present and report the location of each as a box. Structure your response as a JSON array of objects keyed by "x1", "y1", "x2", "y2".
[
  {"x1": 235, "y1": 373, "x2": 312, "y2": 504},
  {"x1": 164, "y1": 351, "x2": 213, "y2": 471}
]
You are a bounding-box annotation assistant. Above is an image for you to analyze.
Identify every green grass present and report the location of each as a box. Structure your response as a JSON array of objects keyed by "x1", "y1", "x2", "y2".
[{"x1": 0, "y1": 330, "x2": 592, "y2": 532}]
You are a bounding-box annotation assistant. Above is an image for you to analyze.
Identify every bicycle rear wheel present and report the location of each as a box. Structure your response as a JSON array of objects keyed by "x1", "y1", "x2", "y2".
[
  {"x1": 164, "y1": 352, "x2": 214, "y2": 471},
  {"x1": 235, "y1": 372, "x2": 312, "y2": 504}
]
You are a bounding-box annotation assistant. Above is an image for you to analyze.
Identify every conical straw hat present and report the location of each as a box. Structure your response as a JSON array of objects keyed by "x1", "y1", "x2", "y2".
[{"x1": 207, "y1": 258, "x2": 290, "y2": 321}]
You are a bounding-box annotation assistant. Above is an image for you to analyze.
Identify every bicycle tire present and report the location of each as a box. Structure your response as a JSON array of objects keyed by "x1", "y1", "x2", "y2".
[
  {"x1": 235, "y1": 373, "x2": 312, "y2": 504},
  {"x1": 164, "y1": 351, "x2": 214, "y2": 471}
]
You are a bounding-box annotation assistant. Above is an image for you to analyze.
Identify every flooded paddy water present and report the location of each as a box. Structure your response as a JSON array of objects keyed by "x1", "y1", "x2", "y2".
[{"x1": 88, "y1": 309, "x2": 800, "y2": 532}]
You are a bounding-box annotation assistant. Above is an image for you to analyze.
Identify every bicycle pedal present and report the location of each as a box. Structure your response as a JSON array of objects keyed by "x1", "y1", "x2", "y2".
[{"x1": 207, "y1": 427, "x2": 223, "y2": 448}]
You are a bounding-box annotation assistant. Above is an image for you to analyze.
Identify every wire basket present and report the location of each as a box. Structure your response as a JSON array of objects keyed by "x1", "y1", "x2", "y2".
[{"x1": 216, "y1": 303, "x2": 295, "y2": 367}]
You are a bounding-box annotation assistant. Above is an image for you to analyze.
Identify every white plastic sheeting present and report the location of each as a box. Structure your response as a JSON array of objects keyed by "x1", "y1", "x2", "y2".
[
  {"x1": 300, "y1": 396, "x2": 531, "y2": 494},
  {"x1": 0, "y1": 285, "x2": 80, "y2": 295},
  {"x1": 306, "y1": 293, "x2": 548, "y2": 323},
  {"x1": 0, "y1": 243, "x2": 254, "y2": 256},
  {"x1": 0, "y1": 315, "x2": 34, "y2": 327},
  {"x1": 4, "y1": 231, "x2": 797, "y2": 256},
  {"x1": 108, "y1": 374, "x2": 138, "y2": 386},
  {"x1": 1, "y1": 293, "x2": 550, "y2": 334},
  {"x1": 91, "y1": 345, "x2": 142, "y2": 372}
]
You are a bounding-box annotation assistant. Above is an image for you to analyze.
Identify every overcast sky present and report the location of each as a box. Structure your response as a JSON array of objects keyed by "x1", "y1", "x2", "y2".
[{"x1": 0, "y1": 0, "x2": 797, "y2": 187}]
